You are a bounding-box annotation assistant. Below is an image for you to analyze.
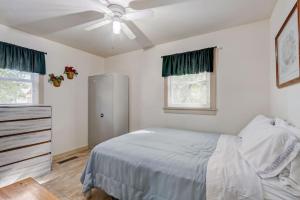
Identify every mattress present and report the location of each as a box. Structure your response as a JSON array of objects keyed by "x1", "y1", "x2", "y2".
[{"x1": 81, "y1": 128, "x2": 220, "y2": 200}]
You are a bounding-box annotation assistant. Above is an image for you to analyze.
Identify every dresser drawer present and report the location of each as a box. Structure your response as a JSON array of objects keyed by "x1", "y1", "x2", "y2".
[
  {"x1": 0, "y1": 105, "x2": 52, "y2": 187},
  {"x1": 0, "y1": 142, "x2": 51, "y2": 167},
  {"x1": 0, "y1": 130, "x2": 51, "y2": 152},
  {"x1": 0, "y1": 118, "x2": 51, "y2": 137},
  {"x1": 0, "y1": 106, "x2": 51, "y2": 121},
  {"x1": 0, "y1": 154, "x2": 51, "y2": 187}
]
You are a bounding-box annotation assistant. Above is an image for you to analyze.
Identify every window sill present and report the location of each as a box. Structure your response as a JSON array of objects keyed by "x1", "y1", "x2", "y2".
[{"x1": 163, "y1": 107, "x2": 217, "y2": 115}]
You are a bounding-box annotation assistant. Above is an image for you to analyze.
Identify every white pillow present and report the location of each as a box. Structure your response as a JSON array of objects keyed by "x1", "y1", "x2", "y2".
[
  {"x1": 239, "y1": 122, "x2": 300, "y2": 179},
  {"x1": 275, "y1": 118, "x2": 300, "y2": 140},
  {"x1": 275, "y1": 118, "x2": 300, "y2": 189},
  {"x1": 239, "y1": 115, "x2": 274, "y2": 137}
]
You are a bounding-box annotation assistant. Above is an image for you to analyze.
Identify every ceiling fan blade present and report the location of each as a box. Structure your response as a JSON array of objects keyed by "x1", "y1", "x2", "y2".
[
  {"x1": 96, "y1": 4, "x2": 113, "y2": 14},
  {"x1": 85, "y1": 19, "x2": 112, "y2": 31},
  {"x1": 123, "y1": 10, "x2": 153, "y2": 21},
  {"x1": 98, "y1": 0, "x2": 110, "y2": 5},
  {"x1": 27, "y1": 0, "x2": 110, "y2": 13},
  {"x1": 129, "y1": 0, "x2": 195, "y2": 10},
  {"x1": 46, "y1": 0, "x2": 112, "y2": 14},
  {"x1": 90, "y1": 0, "x2": 112, "y2": 14},
  {"x1": 18, "y1": 11, "x2": 105, "y2": 35},
  {"x1": 0, "y1": 0, "x2": 104, "y2": 16},
  {"x1": 122, "y1": 21, "x2": 154, "y2": 49},
  {"x1": 121, "y1": 23, "x2": 136, "y2": 40}
]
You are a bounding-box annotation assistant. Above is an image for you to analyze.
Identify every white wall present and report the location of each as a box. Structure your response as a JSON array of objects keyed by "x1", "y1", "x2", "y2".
[
  {"x1": 0, "y1": 18, "x2": 272, "y2": 154},
  {"x1": 269, "y1": 0, "x2": 300, "y2": 128},
  {"x1": 0, "y1": 24, "x2": 104, "y2": 155},
  {"x1": 105, "y1": 20, "x2": 270, "y2": 135}
]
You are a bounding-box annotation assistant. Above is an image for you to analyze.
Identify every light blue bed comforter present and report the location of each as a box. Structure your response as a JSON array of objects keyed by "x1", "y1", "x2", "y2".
[{"x1": 81, "y1": 128, "x2": 220, "y2": 200}]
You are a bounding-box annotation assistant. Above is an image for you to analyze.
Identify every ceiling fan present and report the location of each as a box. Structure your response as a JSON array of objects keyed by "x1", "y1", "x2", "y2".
[
  {"x1": 18, "y1": 0, "x2": 195, "y2": 49},
  {"x1": 81, "y1": 0, "x2": 196, "y2": 48},
  {"x1": 84, "y1": 1, "x2": 153, "y2": 39}
]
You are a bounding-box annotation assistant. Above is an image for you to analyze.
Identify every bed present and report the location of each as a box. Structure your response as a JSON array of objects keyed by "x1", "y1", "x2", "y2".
[
  {"x1": 81, "y1": 115, "x2": 300, "y2": 200},
  {"x1": 81, "y1": 116, "x2": 300, "y2": 200}
]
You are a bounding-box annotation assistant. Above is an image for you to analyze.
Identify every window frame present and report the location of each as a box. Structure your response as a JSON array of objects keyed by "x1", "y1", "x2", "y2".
[
  {"x1": 163, "y1": 51, "x2": 217, "y2": 115},
  {"x1": 0, "y1": 69, "x2": 43, "y2": 105}
]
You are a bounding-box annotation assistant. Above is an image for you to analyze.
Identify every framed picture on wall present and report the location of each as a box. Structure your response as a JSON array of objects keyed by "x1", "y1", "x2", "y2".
[{"x1": 275, "y1": 2, "x2": 300, "y2": 88}]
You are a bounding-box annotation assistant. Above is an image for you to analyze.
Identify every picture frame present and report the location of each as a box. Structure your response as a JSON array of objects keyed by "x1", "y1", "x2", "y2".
[{"x1": 275, "y1": 2, "x2": 300, "y2": 88}]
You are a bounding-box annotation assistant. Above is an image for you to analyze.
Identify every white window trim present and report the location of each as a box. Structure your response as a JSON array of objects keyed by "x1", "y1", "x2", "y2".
[
  {"x1": 38, "y1": 75, "x2": 44, "y2": 104},
  {"x1": 163, "y1": 51, "x2": 217, "y2": 115},
  {"x1": 32, "y1": 74, "x2": 39, "y2": 104}
]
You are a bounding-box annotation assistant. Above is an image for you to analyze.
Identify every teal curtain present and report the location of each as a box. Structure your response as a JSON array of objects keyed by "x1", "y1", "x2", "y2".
[
  {"x1": 0, "y1": 41, "x2": 46, "y2": 75},
  {"x1": 162, "y1": 47, "x2": 214, "y2": 77}
]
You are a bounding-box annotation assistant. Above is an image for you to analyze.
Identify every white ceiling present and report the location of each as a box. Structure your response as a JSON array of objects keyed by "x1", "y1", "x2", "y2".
[{"x1": 0, "y1": 0, "x2": 277, "y2": 57}]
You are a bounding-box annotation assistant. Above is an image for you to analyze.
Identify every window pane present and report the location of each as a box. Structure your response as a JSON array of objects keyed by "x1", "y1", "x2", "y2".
[
  {"x1": 0, "y1": 80, "x2": 33, "y2": 104},
  {"x1": 0, "y1": 68, "x2": 39, "y2": 105},
  {"x1": 168, "y1": 73, "x2": 210, "y2": 108},
  {"x1": 0, "y1": 68, "x2": 32, "y2": 80}
]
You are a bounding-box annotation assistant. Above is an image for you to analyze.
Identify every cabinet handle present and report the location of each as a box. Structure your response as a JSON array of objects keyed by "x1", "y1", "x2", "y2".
[{"x1": 100, "y1": 113, "x2": 104, "y2": 118}]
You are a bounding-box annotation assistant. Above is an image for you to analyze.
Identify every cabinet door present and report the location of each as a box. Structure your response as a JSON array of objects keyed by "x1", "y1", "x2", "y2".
[{"x1": 88, "y1": 75, "x2": 113, "y2": 148}]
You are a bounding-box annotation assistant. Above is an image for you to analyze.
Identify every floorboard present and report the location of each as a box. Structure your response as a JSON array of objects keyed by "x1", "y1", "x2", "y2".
[{"x1": 36, "y1": 150, "x2": 112, "y2": 200}]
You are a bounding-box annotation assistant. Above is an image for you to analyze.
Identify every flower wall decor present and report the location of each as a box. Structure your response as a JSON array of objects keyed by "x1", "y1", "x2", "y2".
[
  {"x1": 48, "y1": 73, "x2": 64, "y2": 87},
  {"x1": 64, "y1": 66, "x2": 78, "y2": 80},
  {"x1": 48, "y1": 66, "x2": 78, "y2": 88}
]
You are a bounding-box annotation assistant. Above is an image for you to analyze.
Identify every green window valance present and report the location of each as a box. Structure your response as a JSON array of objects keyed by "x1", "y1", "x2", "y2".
[
  {"x1": 0, "y1": 41, "x2": 46, "y2": 75},
  {"x1": 162, "y1": 47, "x2": 215, "y2": 77}
]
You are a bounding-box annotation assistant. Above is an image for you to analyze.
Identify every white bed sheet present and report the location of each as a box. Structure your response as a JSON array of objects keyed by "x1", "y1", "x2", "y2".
[
  {"x1": 262, "y1": 178, "x2": 300, "y2": 200},
  {"x1": 206, "y1": 135, "x2": 264, "y2": 200}
]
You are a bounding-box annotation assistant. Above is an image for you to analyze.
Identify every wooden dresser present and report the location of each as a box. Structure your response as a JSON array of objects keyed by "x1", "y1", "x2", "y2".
[{"x1": 0, "y1": 105, "x2": 52, "y2": 187}]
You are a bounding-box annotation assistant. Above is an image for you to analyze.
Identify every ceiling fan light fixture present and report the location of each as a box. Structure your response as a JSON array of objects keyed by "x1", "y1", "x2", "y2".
[{"x1": 113, "y1": 18, "x2": 121, "y2": 34}]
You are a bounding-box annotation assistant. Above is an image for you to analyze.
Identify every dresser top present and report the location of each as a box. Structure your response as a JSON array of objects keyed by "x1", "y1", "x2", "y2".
[{"x1": 0, "y1": 104, "x2": 51, "y2": 108}]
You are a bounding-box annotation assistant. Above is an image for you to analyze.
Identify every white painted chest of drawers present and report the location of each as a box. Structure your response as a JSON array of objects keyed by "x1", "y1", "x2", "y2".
[{"x1": 0, "y1": 105, "x2": 52, "y2": 187}]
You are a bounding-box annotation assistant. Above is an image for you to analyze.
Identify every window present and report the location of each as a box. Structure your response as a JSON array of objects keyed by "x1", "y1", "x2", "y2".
[
  {"x1": 0, "y1": 69, "x2": 40, "y2": 104},
  {"x1": 164, "y1": 72, "x2": 216, "y2": 115}
]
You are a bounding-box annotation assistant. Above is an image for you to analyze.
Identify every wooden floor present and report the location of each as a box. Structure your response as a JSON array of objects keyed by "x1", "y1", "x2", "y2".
[
  {"x1": 0, "y1": 178, "x2": 59, "y2": 200},
  {"x1": 35, "y1": 150, "x2": 112, "y2": 200}
]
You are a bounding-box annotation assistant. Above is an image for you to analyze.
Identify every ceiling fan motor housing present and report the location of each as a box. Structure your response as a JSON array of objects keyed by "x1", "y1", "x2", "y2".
[{"x1": 108, "y1": 4, "x2": 126, "y2": 18}]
